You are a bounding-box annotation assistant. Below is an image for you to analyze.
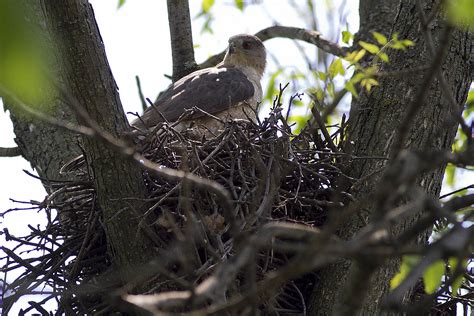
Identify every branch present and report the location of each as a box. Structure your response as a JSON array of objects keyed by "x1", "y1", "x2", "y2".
[
  {"x1": 0, "y1": 146, "x2": 21, "y2": 157},
  {"x1": 199, "y1": 26, "x2": 348, "y2": 68},
  {"x1": 135, "y1": 75, "x2": 147, "y2": 112},
  {"x1": 310, "y1": 104, "x2": 338, "y2": 152},
  {"x1": 166, "y1": 0, "x2": 198, "y2": 81},
  {"x1": 255, "y1": 26, "x2": 348, "y2": 57}
]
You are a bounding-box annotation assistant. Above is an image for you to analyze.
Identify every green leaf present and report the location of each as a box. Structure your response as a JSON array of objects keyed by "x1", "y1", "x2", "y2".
[
  {"x1": 389, "y1": 41, "x2": 405, "y2": 50},
  {"x1": 361, "y1": 78, "x2": 379, "y2": 92},
  {"x1": 372, "y1": 32, "x2": 388, "y2": 45},
  {"x1": 117, "y1": 0, "x2": 125, "y2": 8},
  {"x1": 448, "y1": 257, "x2": 467, "y2": 296},
  {"x1": 379, "y1": 52, "x2": 390, "y2": 63},
  {"x1": 351, "y1": 72, "x2": 365, "y2": 84},
  {"x1": 316, "y1": 71, "x2": 327, "y2": 81},
  {"x1": 451, "y1": 275, "x2": 465, "y2": 296},
  {"x1": 234, "y1": 0, "x2": 245, "y2": 11},
  {"x1": 200, "y1": 15, "x2": 214, "y2": 34},
  {"x1": 328, "y1": 58, "x2": 345, "y2": 78},
  {"x1": 327, "y1": 82, "x2": 335, "y2": 98},
  {"x1": 388, "y1": 35, "x2": 415, "y2": 51},
  {"x1": 359, "y1": 41, "x2": 380, "y2": 54},
  {"x1": 423, "y1": 260, "x2": 445, "y2": 294},
  {"x1": 264, "y1": 69, "x2": 283, "y2": 102},
  {"x1": 448, "y1": 257, "x2": 459, "y2": 270},
  {"x1": 344, "y1": 81, "x2": 358, "y2": 98},
  {"x1": 289, "y1": 113, "x2": 312, "y2": 135},
  {"x1": 308, "y1": 87, "x2": 324, "y2": 101},
  {"x1": 446, "y1": 0, "x2": 474, "y2": 29},
  {"x1": 342, "y1": 30, "x2": 353, "y2": 44},
  {"x1": 202, "y1": 0, "x2": 215, "y2": 13},
  {"x1": 390, "y1": 256, "x2": 420, "y2": 290},
  {"x1": 465, "y1": 89, "x2": 474, "y2": 116},
  {"x1": 345, "y1": 49, "x2": 366, "y2": 64},
  {"x1": 401, "y1": 39, "x2": 415, "y2": 48},
  {"x1": 445, "y1": 164, "x2": 456, "y2": 187},
  {"x1": 292, "y1": 99, "x2": 304, "y2": 107}
]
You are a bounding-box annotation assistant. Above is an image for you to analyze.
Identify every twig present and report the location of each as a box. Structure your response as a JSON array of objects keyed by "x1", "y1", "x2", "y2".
[
  {"x1": 310, "y1": 105, "x2": 338, "y2": 152},
  {"x1": 135, "y1": 75, "x2": 147, "y2": 112},
  {"x1": 440, "y1": 184, "x2": 474, "y2": 199}
]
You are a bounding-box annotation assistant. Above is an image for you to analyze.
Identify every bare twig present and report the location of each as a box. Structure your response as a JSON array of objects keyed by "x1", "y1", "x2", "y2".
[
  {"x1": 135, "y1": 75, "x2": 147, "y2": 112},
  {"x1": 310, "y1": 105, "x2": 338, "y2": 152}
]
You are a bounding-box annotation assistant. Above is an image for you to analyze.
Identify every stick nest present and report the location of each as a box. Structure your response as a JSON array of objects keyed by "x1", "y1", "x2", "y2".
[{"x1": 2, "y1": 101, "x2": 353, "y2": 315}]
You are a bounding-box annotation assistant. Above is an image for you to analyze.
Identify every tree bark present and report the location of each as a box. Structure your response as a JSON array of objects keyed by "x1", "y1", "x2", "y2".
[
  {"x1": 167, "y1": 0, "x2": 198, "y2": 82},
  {"x1": 5, "y1": 0, "x2": 82, "y2": 186},
  {"x1": 40, "y1": 0, "x2": 157, "y2": 280},
  {"x1": 309, "y1": 0, "x2": 473, "y2": 314}
]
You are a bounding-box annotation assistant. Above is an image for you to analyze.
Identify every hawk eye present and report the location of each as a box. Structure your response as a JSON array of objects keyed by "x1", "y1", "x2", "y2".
[{"x1": 242, "y1": 41, "x2": 251, "y2": 49}]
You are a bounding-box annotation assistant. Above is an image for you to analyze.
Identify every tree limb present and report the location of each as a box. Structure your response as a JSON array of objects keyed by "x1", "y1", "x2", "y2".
[
  {"x1": 0, "y1": 146, "x2": 21, "y2": 157},
  {"x1": 199, "y1": 25, "x2": 348, "y2": 68},
  {"x1": 41, "y1": 0, "x2": 158, "y2": 281},
  {"x1": 166, "y1": 0, "x2": 198, "y2": 81}
]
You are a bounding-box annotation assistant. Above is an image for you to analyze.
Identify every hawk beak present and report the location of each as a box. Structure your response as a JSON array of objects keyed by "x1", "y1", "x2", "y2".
[{"x1": 228, "y1": 42, "x2": 236, "y2": 55}]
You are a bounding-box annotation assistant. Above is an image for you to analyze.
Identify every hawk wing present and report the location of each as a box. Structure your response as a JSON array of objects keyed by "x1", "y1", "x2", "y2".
[{"x1": 132, "y1": 65, "x2": 255, "y2": 128}]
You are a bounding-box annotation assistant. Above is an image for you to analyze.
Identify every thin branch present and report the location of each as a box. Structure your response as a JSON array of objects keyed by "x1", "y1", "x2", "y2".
[
  {"x1": 135, "y1": 75, "x2": 147, "y2": 112},
  {"x1": 0, "y1": 86, "x2": 96, "y2": 138},
  {"x1": 310, "y1": 105, "x2": 338, "y2": 152},
  {"x1": 0, "y1": 146, "x2": 21, "y2": 157}
]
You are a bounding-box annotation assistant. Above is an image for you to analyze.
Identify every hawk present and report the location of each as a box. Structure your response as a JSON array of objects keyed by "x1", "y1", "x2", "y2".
[
  {"x1": 132, "y1": 34, "x2": 266, "y2": 135},
  {"x1": 60, "y1": 34, "x2": 266, "y2": 174}
]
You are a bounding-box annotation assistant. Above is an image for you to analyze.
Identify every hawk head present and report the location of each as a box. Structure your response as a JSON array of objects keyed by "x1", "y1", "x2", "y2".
[{"x1": 222, "y1": 34, "x2": 266, "y2": 79}]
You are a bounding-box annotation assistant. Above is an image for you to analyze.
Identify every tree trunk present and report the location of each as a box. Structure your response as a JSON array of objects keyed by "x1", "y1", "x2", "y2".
[
  {"x1": 5, "y1": 0, "x2": 82, "y2": 186},
  {"x1": 31, "y1": 0, "x2": 157, "y2": 282},
  {"x1": 309, "y1": 0, "x2": 472, "y2": 314}
]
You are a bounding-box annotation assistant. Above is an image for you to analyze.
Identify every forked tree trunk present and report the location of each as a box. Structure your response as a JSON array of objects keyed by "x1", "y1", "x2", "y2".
[{"x1": 309, "y1": 0, "x2": 472, "y2": 314}]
